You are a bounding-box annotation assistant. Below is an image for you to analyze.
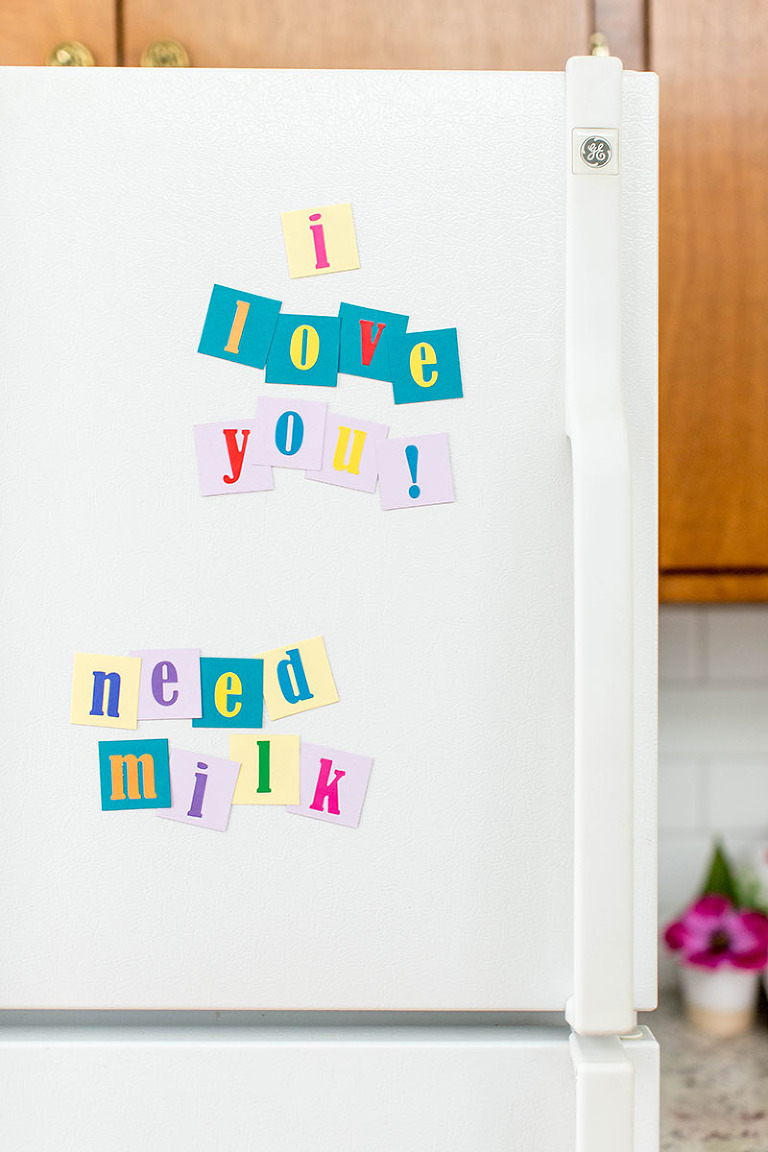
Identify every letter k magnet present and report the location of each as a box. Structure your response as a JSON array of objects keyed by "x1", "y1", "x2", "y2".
[{"x1": 287, "y1": 744, "x2": 373, "y2": 829}]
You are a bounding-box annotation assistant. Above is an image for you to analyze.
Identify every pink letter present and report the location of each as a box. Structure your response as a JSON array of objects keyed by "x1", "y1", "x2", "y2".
[
  {"x1": 359, "y1": 320, "x2": 386, "y2": 367},
  {"x1": 309, "y1": 213, "x2": 330, "y2": 270},
  {"x1": 222, "y1": 428, "x2": 250, "y2": 485},
  {"x1": 309, "y1": 757, "x2": 346, "y2": 815}
]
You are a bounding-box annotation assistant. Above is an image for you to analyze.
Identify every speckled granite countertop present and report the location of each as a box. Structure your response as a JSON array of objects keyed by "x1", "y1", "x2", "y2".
[{"x1": 640, "y1": 990, "x2": 768, "y2": 1151}]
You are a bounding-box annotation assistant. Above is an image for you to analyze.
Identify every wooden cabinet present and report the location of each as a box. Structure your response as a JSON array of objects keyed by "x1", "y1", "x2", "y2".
[
  {"x1": 4, "y1": 1, "x2": 767, "y2": 602},
  {"x1": 122, "y1": 0, "x2": 590, "y2": 70},
  {"x1": 0, "y1": 1, "x2": 114, "y2": 65},
  {"x1": 653, "y1": 1, "x2": 768, "y2": 601}
]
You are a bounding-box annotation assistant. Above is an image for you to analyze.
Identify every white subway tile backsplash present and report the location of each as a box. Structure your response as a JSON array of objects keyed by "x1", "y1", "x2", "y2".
[
  {"x1": 705, "y1": 759, "x2": 768, "y2": 831},
  {"x1": 705, "y1": 606, "x2": 768, "y2": 680},
  {"x1": 659, "y1": 686, "x2": 768, "y2": 755},
  {"x1": 656, "y1": 606, "x2": 768, "y2": 984},
  {"x1": 658, "y1": 758, "x2": 703, "y2": 831},
  {"x1": 657, "y1": 836, "x2": 712, "y2": 907},
  {"x1": 658, "y1": 606, "x2": 702, "y2": 682}
]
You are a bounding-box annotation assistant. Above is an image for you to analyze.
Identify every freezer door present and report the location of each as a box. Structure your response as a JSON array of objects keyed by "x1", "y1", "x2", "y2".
[
  {"x1": 0, "y1": 1022, "x2": 659, "y2": 1152},
  {"x1": 0, "y1": 67, "x2": 657, "y2": 1010}
]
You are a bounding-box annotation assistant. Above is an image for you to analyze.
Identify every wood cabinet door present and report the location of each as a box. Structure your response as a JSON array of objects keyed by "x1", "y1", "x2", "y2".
[
  {"x1": 655, "y1": 1, "x2": 768, "y2": 602},
  {"x1": 0, "y1": 1, "x2": 115, "y2": 65},
  {"x1": 122, "y1": 0, "x2": 590, "y2": 70}
]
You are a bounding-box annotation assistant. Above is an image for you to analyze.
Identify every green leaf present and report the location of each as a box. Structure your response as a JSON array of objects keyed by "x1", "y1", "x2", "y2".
[{"x1": 699, "y1": 839, "x2": 740, "y2": 904}]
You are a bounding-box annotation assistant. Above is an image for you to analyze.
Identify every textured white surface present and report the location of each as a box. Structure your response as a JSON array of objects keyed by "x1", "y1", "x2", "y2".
[
  {"x1": 0, "y1": 1024, "x2": 659, "y2": 1152},
  {"x1": 0, "y1": 67, "x2": 657, "y2": 1010}
]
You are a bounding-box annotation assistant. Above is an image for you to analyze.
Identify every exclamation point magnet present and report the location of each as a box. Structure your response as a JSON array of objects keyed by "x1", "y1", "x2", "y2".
[
  {"x1": 405, "y1": 445, "x2": 420, "y2": 498},
  {"x1": 375, "y1": 433, "x2": 456, "y2": 511}
]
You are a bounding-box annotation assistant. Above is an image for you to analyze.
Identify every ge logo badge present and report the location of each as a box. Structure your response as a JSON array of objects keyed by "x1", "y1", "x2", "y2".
[{"x1": 580, "y1": 136, "x2": 612, "y2": 168}]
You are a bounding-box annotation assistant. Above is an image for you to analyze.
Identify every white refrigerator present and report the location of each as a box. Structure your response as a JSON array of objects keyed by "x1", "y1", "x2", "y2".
[{"x1": 0, "y1": 56, "x2": 659, "y2": 1150}]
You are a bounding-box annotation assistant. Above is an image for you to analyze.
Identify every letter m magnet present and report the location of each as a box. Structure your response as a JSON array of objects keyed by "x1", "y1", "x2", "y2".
[{"x1": 98, "y1": 739, "x2": 171, "y2": 810}]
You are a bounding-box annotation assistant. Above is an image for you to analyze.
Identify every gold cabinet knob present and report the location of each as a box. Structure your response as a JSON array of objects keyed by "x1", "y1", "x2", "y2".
[
  {"x1": 47, "y1": 41, "x2": 95, "y2": 67},
  {"x1": 141, "y1": 40, "x2": 190, "y2": 67}
]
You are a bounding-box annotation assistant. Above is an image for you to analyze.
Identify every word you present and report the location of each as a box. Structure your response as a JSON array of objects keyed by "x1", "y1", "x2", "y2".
[
  {"x1": 280, "y1": 202, "x2": 360, "y2": 280},
  {"x1": 100, "y1": 737, "x2": 371, "y2": 830},
  {"x1": 198, "y1": 285, "x2": 463, "y2": 405},
  {"x1": 195, "y1": 398, "x2": 454, "y2": 511}
]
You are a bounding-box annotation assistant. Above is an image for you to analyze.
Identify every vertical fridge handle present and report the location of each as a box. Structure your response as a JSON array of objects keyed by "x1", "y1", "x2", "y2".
[{"x1": 564, "y1": 55, "x2": 635, "y2": 1035}]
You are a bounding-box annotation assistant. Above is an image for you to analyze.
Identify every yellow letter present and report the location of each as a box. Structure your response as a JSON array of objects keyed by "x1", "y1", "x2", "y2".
[
  {"x1": 214, "y1": 672, "x2": 242, "y2": 718},
  {"x1": 332, "y1": 427, "x2": 367, "y2": 475},
  {"x1": 110, "y1": 753, "x2": 156, "y2": 801},
  {"x1": 410, "y1": 342, "x2": 438, "y2": 387},
  {"x1": 224, "y1": 299, "x2": 250, "y2": 354},
  {"x1": 289, "y1": 324, "x2": 320, "y2": 370}
]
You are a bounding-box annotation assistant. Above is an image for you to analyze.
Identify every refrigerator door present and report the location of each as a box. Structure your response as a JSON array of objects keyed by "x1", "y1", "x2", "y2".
[
  {"x1": 0, "y1": 1021, "x2": 659, "y2": 1152},
  {"x1": 0, "y1": 66, "x2": 657, "y2": 1011}
]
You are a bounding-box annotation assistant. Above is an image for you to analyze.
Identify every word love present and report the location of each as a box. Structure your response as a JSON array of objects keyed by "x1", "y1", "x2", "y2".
[
  {"x1": 198, "y1": 285, "x2": 463, "y2": 405},
  {"x1": 70, "y1": 639, "x2": 338, "y2": 731},
  {"x1": 99, "y1": 738, "x2": 373, "y2": 830},
  {"x1": 194, "y1": 398, "x2": 455, "y2": 511}
]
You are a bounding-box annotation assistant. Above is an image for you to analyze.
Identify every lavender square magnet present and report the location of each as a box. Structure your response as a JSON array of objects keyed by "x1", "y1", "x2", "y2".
[
  {"x1": 194, "y1": 421, "x2": 274, "y2": 496},
  {"x1": 249, "y1": 397, "x2": 328, "y2": 471},
  {"x1": 306, "y1": 412, "x2": 388, "y2": 492},
  {"x1": 130, "y1": 648, "x2": 202, "y2": 720},
  {"x1": 286, "y1": 743, "x2": 372, "y2": 829},
  {"x1": 156, "y1": 747, "x2": 240, "y2": 832},
  {"x1": 375, "y1": 433, "x2": 455, "y2": 510}
]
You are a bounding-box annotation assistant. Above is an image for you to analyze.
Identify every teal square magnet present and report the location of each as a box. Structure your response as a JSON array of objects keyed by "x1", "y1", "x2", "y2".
[
  {"x1": 198, "y1": 284, "x2": 282, "y2": 370},
  {"x1": 265, "y1": 314, "x2": 340, "y2": 388}
]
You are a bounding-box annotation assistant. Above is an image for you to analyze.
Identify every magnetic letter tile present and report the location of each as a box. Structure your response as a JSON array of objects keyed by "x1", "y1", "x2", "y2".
[
  {"x1": 156, "y1": 747, "x2": 240, "y2": 832},
  {"x1": 376, "y1": 433, "x2": 455, "y2": 510},
  {"x1": 338, "y1": 303, "x2": 409, "y2": 382},
  {"x1": 192, "y1": 657, "x2": 264, "y2": 729},
  {"x1": 257, "y1": 636, "x2": 339, "y2": 721},
  {"x1": 281, "y1": 203, "x2": 359, "y2": 279},
  {"x1": 198, "y1": 284, "x2": 281, "y2": 370},
  {"x1": 306, "y1": 411, "x2": 388, "y2": 493},
  {"x1": 193, "y1": 422, "x2": 274, "y2": 496},
  {"x1": 286, "y1": 743, "x2": 372, "y2": 829},
  {"x1": 99, "y1": 739, "x2": 171, "y2": 811},
  {"x1": 390, "y1": 328, "x2": 463, "y2": 405},
  {"x1": 249, "y1": 396, "x2": 327, "y2": 471},
  {"x1": 129, "y1": 648, "x2": 203, "y2": 720},
  {"x1": 71, "y1": 652, "x2": 141, "y2": 729},
  {"x1": 230, "y1": 734, "x2": 300, "y2": 805},
  {"x1": 265, "y1": 313, "x2": 340, "y2": 389}
]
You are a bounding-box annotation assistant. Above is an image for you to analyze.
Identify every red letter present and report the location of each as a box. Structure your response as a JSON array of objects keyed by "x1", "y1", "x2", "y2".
[
  {"x1": 359, "y1": 320, "x2": 386, "y2": 367},
  {"x1": 222, "y1": 428, "x2": 250, "y2": 485}
]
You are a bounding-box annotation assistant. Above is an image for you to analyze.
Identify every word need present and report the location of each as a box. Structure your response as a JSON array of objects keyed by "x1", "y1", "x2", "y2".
[{"x1": 70, "y1": 638, "x2": 338, "y2": 732}]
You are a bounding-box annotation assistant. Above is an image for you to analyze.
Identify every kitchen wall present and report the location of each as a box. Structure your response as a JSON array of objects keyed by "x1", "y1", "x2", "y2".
[{"x1": 659, "y1": 605, "x2": 768, "y2": 988}]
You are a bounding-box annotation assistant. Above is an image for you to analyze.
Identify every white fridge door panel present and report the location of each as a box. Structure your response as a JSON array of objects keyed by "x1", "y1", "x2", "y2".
[
  {"x1": 0, "y1": 1025, "x2": 659, "y2": 1152},
  {"x1": 0, "y1": 68, "x2": 657, "y2": 1009}
]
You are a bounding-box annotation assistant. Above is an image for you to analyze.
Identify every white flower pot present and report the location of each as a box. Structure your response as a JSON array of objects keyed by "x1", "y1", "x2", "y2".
[{"x1": 680, "y1": 964, "x2": 761, "y2": 1037}]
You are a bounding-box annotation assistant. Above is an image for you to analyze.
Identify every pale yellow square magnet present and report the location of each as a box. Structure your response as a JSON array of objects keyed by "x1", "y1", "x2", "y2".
[
  {"x1": 257, "y1": 636, "x2": 339, "y2": 721},
  {"x1": 70, "y1": 652, "x2": 141, "y2": 729},
  {"x1": 281, "y1": 203, "x2": 360, "y2": 278},
  {"x1": 230, "y1": 734, "x2": 300, "y2": 805}
]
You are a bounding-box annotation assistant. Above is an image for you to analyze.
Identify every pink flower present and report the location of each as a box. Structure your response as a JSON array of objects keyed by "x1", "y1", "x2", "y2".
[{"x1": 664, "y1": 896, "x2": 768, "y2": 970}]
